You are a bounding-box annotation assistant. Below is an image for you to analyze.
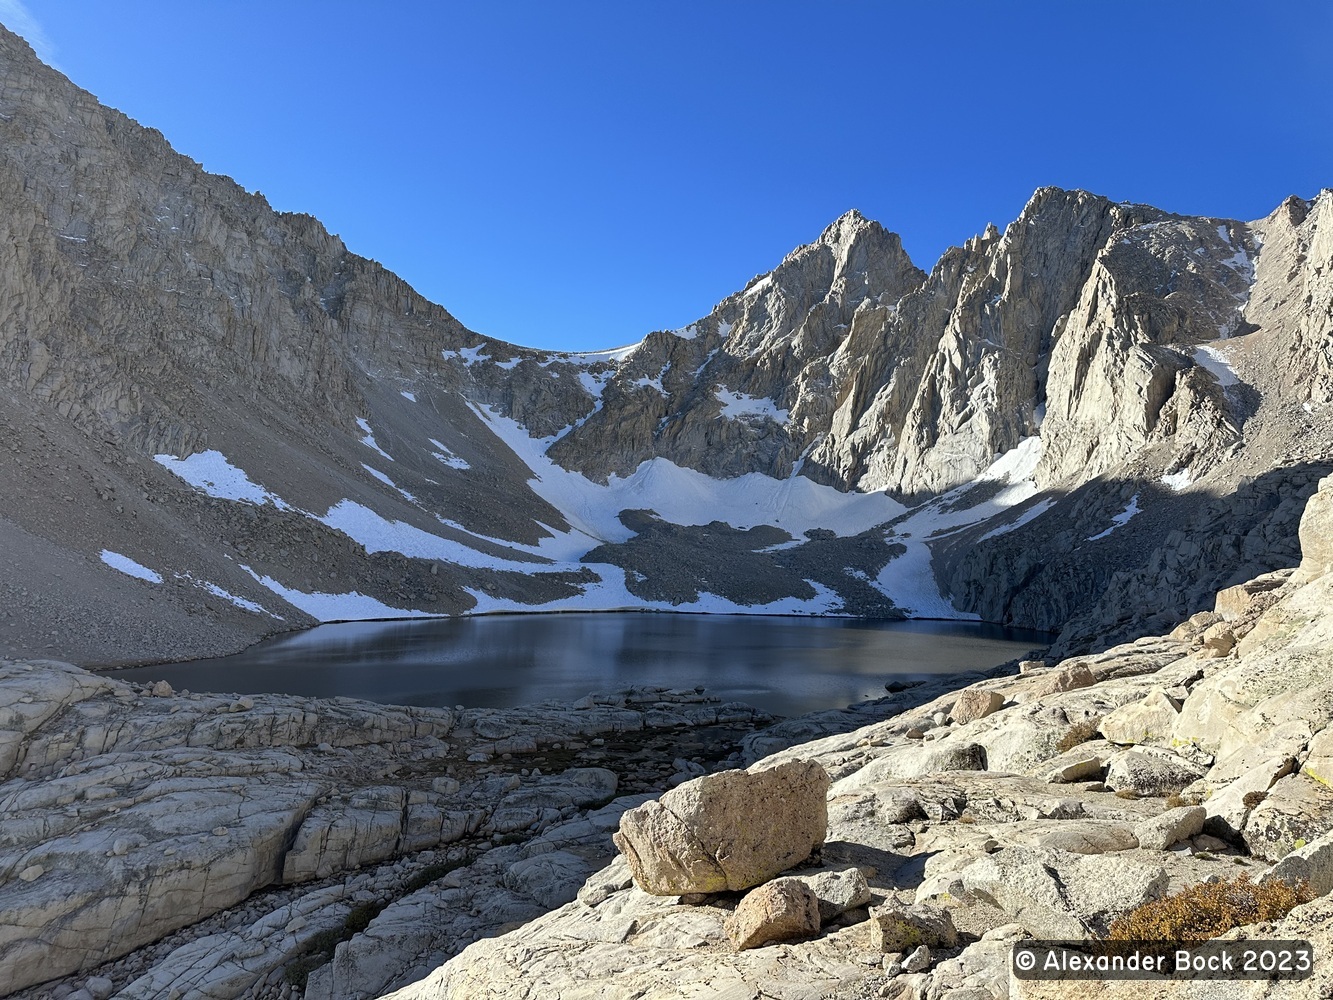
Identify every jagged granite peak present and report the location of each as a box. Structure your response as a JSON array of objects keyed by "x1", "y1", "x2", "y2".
[{"x1": 537, "y1": 206, "x2": 927, "y2": 482}]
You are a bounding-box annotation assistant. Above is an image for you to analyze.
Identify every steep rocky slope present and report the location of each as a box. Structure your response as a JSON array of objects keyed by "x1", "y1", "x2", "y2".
[{"x1": 1, "y1": 19, "x2": 1331, "y2": 668}]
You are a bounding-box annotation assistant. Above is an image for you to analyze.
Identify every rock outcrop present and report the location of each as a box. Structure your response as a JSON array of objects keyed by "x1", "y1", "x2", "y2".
[{"x1": 0, "y1": 663, "x2": 769, "y2": 995}]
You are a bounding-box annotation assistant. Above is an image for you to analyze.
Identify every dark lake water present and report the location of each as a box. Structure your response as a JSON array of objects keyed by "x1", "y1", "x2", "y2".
[{"x1": 110, "y1": 613, "x2": 1051, "y2": 718}]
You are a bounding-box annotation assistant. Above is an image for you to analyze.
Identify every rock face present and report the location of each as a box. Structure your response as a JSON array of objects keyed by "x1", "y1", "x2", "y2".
[{"x1": 611, "y1": 759, "x2": 829, "y2": 894}]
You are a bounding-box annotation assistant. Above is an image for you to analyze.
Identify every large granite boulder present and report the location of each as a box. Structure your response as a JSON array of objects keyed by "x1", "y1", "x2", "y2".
[{"x1": 612, "y1": 759, "x2": 829, "y2": 895}]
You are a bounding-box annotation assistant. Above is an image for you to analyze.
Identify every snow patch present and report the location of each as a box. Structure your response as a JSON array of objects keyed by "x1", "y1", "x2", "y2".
[
  {"x1": 1191, "y1": 344, "x2": 1240, "y2": 388},
  {"x1": 356, "y1": 418, "x2": 394, "y2": 461},
  {"x1": 468, "y1": 403, "x2": 903, "y2": 550},
  {"x1": 1087, "y1": 494, "x2": 1142, "y2": 541},
  {"x1": 441, "y1": 344, "x2": 491, "y2": 365},
  {"x1": 316, "y1": 500, "x2": 544, "y2": 572},
  {"x1": 715, "y1": 388, "x2": 790, "y2": 424},
  {"x1": 495, "y1": 357, "x2": 522, "y2": 370},
  {"x1": 241, "y1": 566, "x2": 433, "y2": 623},
  {"x1": 154, "y1": 451, "x2": 292, "y2": 510},
  {"x1": 742, "y1": 275, "x2": 773, "y2": 298},
  {"x1": 362, "y1": 464, "x2": 415, "y2": 502},
  {"x1": 978, "y1": 436, "x2": 1043, "y2": 483},
  {"x1": 566, "y1": 343, "x2": 641, "y2": 365},
  {"x1": 674, "y1": 323, "x2": 699, "y2": 340},
  {"x1": 400, "y1": 390, "x2": 417, "y2": 402},
  {"x1": 979, "y1": 498, "x2": 1056, "y2": 542},
  {"x1": 578, "y1": 370, "x2": 612, "y2": 398},
  {"x1": 428, "y1": 439, "x2": 471, "y2": 470},
  {"x1": 872, "y1": 436, "x2": 1047, "y2": 618},
  {"x1": 100, "y1": 550, "x2": 162, "y2": 584},
  {"x1": 1161, "y1": 468, "x2": 1193, "y2": 492},
  {"x1": 633, "y1": 375, "x2": 665, "y2": 394}
]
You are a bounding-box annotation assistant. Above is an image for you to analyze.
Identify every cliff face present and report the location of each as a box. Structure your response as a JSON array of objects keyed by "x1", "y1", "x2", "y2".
[{"x1": 1, "y1": 22, "x2": 1331, "y2": 665}]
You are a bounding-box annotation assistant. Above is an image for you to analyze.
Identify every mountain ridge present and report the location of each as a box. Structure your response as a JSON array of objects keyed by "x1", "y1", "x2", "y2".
[{"x1": 1, "y1": 22, "x2": 1331, "y2": 668}]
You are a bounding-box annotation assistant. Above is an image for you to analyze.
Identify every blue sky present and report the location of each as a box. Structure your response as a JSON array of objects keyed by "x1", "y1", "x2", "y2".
[{"x1": 4, "y1": 2, "x2": 1330, "y2": 351}]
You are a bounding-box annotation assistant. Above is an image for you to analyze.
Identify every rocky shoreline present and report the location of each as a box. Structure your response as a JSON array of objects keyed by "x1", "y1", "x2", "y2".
[{"x1": 0, "y1": 669, "x2": 790, "y2": 999}]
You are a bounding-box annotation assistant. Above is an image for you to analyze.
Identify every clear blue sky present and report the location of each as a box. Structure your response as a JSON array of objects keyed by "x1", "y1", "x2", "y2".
[{"x1": 4, "y1": 1, "x2": 1330, "y2": 351}]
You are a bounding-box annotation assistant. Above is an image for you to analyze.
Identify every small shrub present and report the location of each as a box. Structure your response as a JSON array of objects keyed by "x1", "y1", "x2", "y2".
[
  {"x1": 1056, "y1": 717, "x2": 1102, "y2": 754},
  {"x1": 344, "y1": 902, "x2": 381, "y2": 935},
  {"x1": 402, "y1": 859, "x2": 468, "y2": 895},
  {"x1": 1107, "y1": 873, "x2": 1311, "y2": 942},
  {"x1": 1115, "y1": 789, "x2": 1140, "y2": 800},
  {"x1": 1164, "y1": 793, "x2": 1185, "y2": 809},
  {"x1": 1242, "y1": 790, "x2": 1267, "y2": 809},
  {"x1": 282, "y1": 900, "x2": 389, "y2": 988},
  {"x1": 958, "y1": 812, "x2": 976, "y2": 825}
]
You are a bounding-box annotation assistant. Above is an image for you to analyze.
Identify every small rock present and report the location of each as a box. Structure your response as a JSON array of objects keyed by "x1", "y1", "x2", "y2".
[
  {"x1": 1027, "y1": 662, "x2": 1095, "y2": 697},
  {"x1": 85, "y1": 978, "x2": 114, "y2": 1000},
  {"x1": 791, "y1": 867, "x2": 872, "y2": 923},
  {"x1": 950, "y1": 689, "x2": 1004, "y2": 724},
  {"x1": 150, "y1": 680, "x2": 174, "y2": 697},
  {"x1": 724, "y1": 878, "x2": 821, "y2": 951},
  {"x1": 1135, "y1": 806, "x2": 1207, "y2": 851},
  {"x1": 17, "y1": 865, "x2": 44, "y2": 882},
  {"x1": 902, "y1": 944, "x2": 931, "y2": 973},
  {"x1": 932, "y1": 712, "x2": 949, "y2": 727}
]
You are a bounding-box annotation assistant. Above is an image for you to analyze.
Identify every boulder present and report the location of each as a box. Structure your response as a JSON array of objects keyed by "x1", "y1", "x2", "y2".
[
  {"x1": 1098, "y1": 689, "x2": 1180, "y2": 746},
  {"x1": 951, "y1": 690, "x2": 1005, "y2": 725},
  {"x1": 1026, "y1": 663, "x2": 1096, "y2": 698},
  {"x1": 868, "y1": 902, "x2": 958, "y2": 953},
  {"x1": 1244, "y1": 773, "x2": 1333, "y2": 862},
  {"x1": 1134, "y1": 806, "x2": 1206, "y2": 850},
  {"x1": 1104, "y1": 750, "x2": 1205, "y2": 797},
  {"x1": 613, "y1": 759, "x2": 829, "y2": 894},
  {"x1": 723, "y1": 878, "x2": 821, "y2": 950},
  {"x1": 1260, "y1": 828, "x2": 1333, "y2": 897},
  {"x1": 788, "y1": 867, "x2": 872, "y2": 923},
  {"x1": 1199, "y1": 622, "x2": 1237, "y2": 657}
]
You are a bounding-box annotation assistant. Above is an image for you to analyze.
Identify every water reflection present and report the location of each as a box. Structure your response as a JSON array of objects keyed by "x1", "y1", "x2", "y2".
[{"x1": 111, "y1": 613, "x2": 1050, "y2": 717}]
